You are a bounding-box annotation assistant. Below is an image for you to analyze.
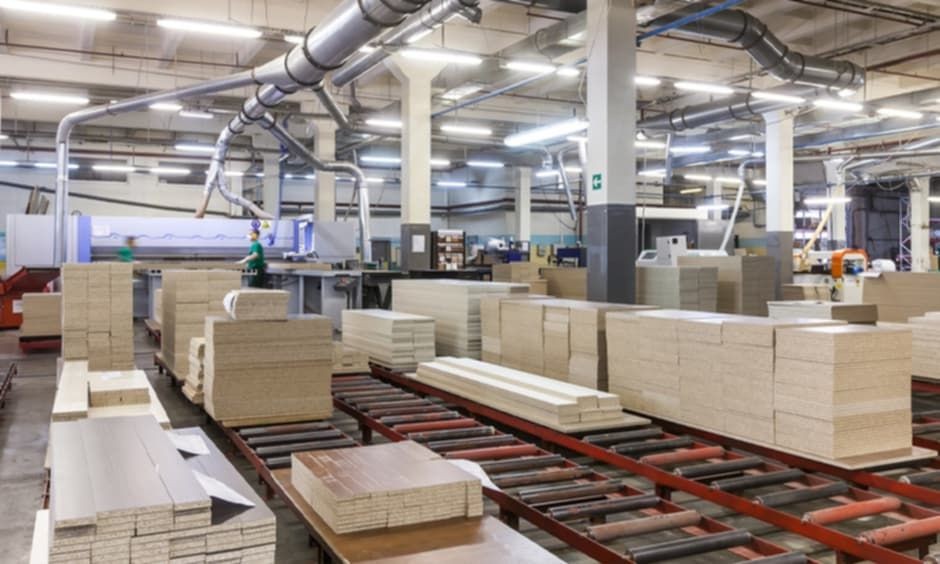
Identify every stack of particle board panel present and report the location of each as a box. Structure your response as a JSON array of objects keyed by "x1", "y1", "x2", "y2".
[
  {"x1": 676, "y1": 315, "x2": 730, "y2": 431},
  {"x1": 161, "y1": 270, "x2": 241, "y2": 379},
  {"x1": 480, "y1": 294, "x2": 549, "y2": 364},
  {"x1": 223, "y1": 289, "x2": 289, "y2": 320},
  {"x1": 782, "y1": 283, "x2": 830, "y2": 301},
  {"x1": 492, "y1": 263, "x2": 548, "y2": 294},
  {"x1": 498, "y1": 299, "x2": 547, "y2": 374},
  {"x1": 20, "y1": 292, "x2": 61, "y2": 337},
  {"x1": 61, "y1": 263, "x2": 134, "y2": 371},
  {"x1": 540, "y1": 267, "x2": 587, "y2": 299},
  {"x1": 767, "y1": 300, "x2": 877, "y2": 323},
  {"x1": 182, "y1": 337, "x2": 206, "y2": 405},
  {"x1": 414, "y1": 357, "x2": 647, "y2": 432},
  {"x1": 636, "y1": 265, "x2": 718, "y2": 311},
  {"x1": 291, "y1": 441, "x2": 482, "y2": 534},
  {"x1": 567, "y1": 302, "x2": 657, "y2": 391},
  {"x1": 51, "y1": 360, "x2": 170, "y2": 428},
  {"x1": 678, "y1": 255, "x2": 775, "y2": 315},
  {"x1": 341, "y1": 309, "x2": 435, "y2": 371},
  {"x1": 47, "y1": 416, "x2": 212, "y2": 563},
  {"x1": 203, "y1": 314, "x2": 333, "y2": 426},
  {"x1": 774, "y1": 325, "x2": 912, "y2": 460},
  {"x1": 332, "y1": 341, "x2": 370, "y2": 374},
  {"x1": 392, "y1": 280, "x2": 529, "y2": 358},
  {"x1": 909, "y1": 313, "x2": 940, "y2": 380},
  {"x1": 153, "y1": 289, "x2": 163, "y2": 325},
  {"x1": 846, "y1": 272, "x2": 940, "y2": 321}
]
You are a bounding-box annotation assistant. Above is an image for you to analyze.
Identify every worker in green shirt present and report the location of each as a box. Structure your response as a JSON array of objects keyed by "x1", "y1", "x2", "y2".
[
  {"x1": 239, "y1": 229, "x2": 267, "y2": 288},
  {"x1": 117, "y1": 236, "x2": 136, "y2": 262}
]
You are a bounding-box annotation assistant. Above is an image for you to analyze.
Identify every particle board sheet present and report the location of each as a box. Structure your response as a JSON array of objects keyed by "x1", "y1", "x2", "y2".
[
  {"x1": 203, "y1": 314, "x2": 333, "y2": 426},
  {"x1": 539, "y1": 267, "x2": 587, "y2": 299},
  {"x1": 341, "y1": 309, "x2": 435, "y2": 371},
  {"x1": 291, "y1": 441, "x2": 482, "y2": 534},
  {"x1": 636, "y1": 265, "x2": 718, "y2": 311},
  {"x1": 908, "y1": 313, "x2": 940, "y2": 380},
  {"x1": 20, "y1": 292, "x2": 61, "y2": 337},
  {"x1": 222, "y1": 289, "x2": 289, "y2": 321},
  {"x1": 479, "y1": 294, "x2": 549, "y2": 364},
  {"x1": 30, "y1": 510, "x2": 50, "y2": 564},
  {"x1": 767, "y1": 300, "x2": 878, "y2": 324},
  {"x1": 782, "y1": 283, "x2": 830, "y2": 301},
  {"x1": 162, "y1": 270, "x2": 241, "y2": 378},
  {"x1": 498, "y1": 299, "x2": 546, "y2": 374},
  {"x1": 492, "y1": 262, "x2": 542, "y2": 283},
  {"x1": 677, "y1": 255, "x2": 775, "y2": 315},
  {"x1": 413, "y1": 357, "x2": 648, "y2": 432},
  {"x1": 61, "y1": 263, "x2": 134, "y2": 370},
  {"x1": 392, "y1": 279, "x2": 529, "y2": 358},
  {"x1": 774, "y1": 324, "x2": 913, "y2": 460},
  {"x1": 153, "y1": 288, "x2": 163, "y2": 326},
  {"x1": 851, "y1": 272, "x2": 940, "y2": 321},
  {"x1": 332, "y1": 341, "x2": 371, "y2": 375},
  {"x1": 183, "y1": 337, "x2": 207, "y2": 405}
]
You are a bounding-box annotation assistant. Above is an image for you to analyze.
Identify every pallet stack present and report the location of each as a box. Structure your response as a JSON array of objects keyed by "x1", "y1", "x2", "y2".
[
  {"x1": 909, "y1": 313, "x2": 940, "y2": 380},
  {"x1": 767, "y1": 300, "x2": 877, "y2": 324},
  {"x1": 392, "y1": 280, "x2": 529, "y2": 358},
  {"x1": 20, "y1": 292, "x2": 61, "y2": 337},
  {"x1": 341, "y1": 309, "x2": 435, "y2": 371},
  {"x1": 51, "y1": 361, "x2": 171, "y2": 427},
  {"x1": 636, "y1": 265, "x2": 719, "y2": 311},
  {"x1": 182, "y1": 337, "x2": 206, "y2": 405},
  {"x1": 161, "y1": 270, "x2": 241, "y2": 379},
  {"x1": 678, "y1": 256, "x2": 775, "y2": 315},
  {"x1": 480, "y1": 294, "x2": 548, "y2": 364},
  {"x1": 291, "y1": 441, "x2": 482, "y2": 534},
  {"x1": 774, "y1": 325, "x2": 912, "y2": 459},
  {"x1": 540, "y1": 267, "x2": 587, "y2": 299},
  {"x1": 61, "y1": 263, "x2": 134, "y2": 371}
]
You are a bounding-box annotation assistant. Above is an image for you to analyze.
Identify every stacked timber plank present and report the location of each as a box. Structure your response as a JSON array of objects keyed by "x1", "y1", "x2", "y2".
[
  {"x1": 161, "y1": 270, "x2": 241, "y2": 379},
  {"x1": 182, "y1": 337, "x2": 206, "y2": 405},
  {"x1": 774, "y1": 325, "x2": 912, "y2": 459},
  {"x1": 540, "y1": 267, "x2": 587, "y2": 299},
  {"x1": 849, "y1": 272, "x2": 940, "y2": 321},
  {"x1": 392, "y1": 280, "x2": 529, "y2": 358},
  {"x1": 20, "y1": 292, "x2": 61, "y2": 337},
  {"x1": 909, "y1": 312, "x2": 940, "y2": 380},
  {"x1": 492, "y1": 263, "x2": 548, "y2": 294},
  {"x1": 341, "y1": 309, "x2": 435, "y2": 371},
  {"x1": 636, "y1": 265, "x2": 718, "y2": 311},
  {"x1": 567, "y1": 302, "x2": 657, "y2": 390},
  {"x1": 223, "y1": 289, "x2": 289, "y2": 320},
  {"x1": 767, "y1": 300, "x2": 877, "y2": 323},
  {"x1": 678, "y1": 255, "x2": 775, "y2": 315},
  {"x1": 332, "y1": 341, "x2": 370, "y2": 374},
  {"x1": 414, "y1": 357, "x2": 647, "y2": 432},
  {"x1": 61, "y1": 263, "x2": 134, "y2": 371},
  {"x1": 203, "y1": 312, "x2": 333, "y2": 426},
  {"x1": 479, "y1": 294, "x2": 548, "y2": 364},
  {"x1": 782, "y1": 283, "x2": 830, "y2": 301},
  {"x1": 51, "y1": 360, "x2": 170, "y2": 428},
  {"x1": 291, "y1": 441, "x2": 482, "y2": 534},
  {"x1": 676, "y1": 315, "x2": 730, "y2": 431},
  {"x1": 499, "y1": 299, "x2": 548, "y2": 375}
]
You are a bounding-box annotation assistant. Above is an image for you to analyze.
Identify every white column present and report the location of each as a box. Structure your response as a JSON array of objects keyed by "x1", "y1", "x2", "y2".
[
  {"x1": 764, "y1": 110, "x2": 795, "y2": 295},
  {"x1": 515, "y1": 166, "x2": 532, "y2": 242},
  {"x1": 313, "y1": 119, "x2": 337, "y2": 222},
  {"x1": 824, "y1": 159, "x2": 847, "y2": 249},
  {"x1": 262, "y1": 153, "x2": 280, "y2": 217},
  {"x1": 585, "y1": 0, "x2": 636, "y2": 302},
  {"x1": 911, "y1": 177, "x2": 931, "y2": 273}
]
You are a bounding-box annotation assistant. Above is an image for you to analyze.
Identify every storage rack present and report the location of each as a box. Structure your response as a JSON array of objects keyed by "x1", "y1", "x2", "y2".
[{"x1": 432, "y1": 229, "x2": 466, "y2": 271}]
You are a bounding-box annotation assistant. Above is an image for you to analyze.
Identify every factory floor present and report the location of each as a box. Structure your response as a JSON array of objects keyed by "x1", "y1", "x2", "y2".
[{"x1": 0, "y1": 322, "x2": 930, "y2": 562}]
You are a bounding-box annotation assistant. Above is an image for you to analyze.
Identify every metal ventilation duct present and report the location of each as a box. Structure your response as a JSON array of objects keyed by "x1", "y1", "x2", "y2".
[{"x1": 637, "y1": 89, "x2": 814, "y2": 131}]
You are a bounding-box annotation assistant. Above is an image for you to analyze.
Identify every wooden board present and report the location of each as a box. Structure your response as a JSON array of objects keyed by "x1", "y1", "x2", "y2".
[
  {"x1": 848, "y1": 272, "x2": 940, "y2": 322},
  {"x1": 636, "y1": 265, "x2": 718, "y2": 311},
  {"x1": 51, "y1": 360, "x2": 170, "y2": 428},
  {"x1": 332, "y1": 341, "x2": 370, "y2": 375},
  {"x1": 767, "y1": 300, "x2": 878, "y2": 323},
  {"x1": 61, "y1": 263, "x2": 134, "y2": 370},
  {"x1": 222, "y1": 289, "x2": 289, "y2": 321},
  {"x1": 539, "y1": 267, "x2": 587, "y2": 299},
  {"x1": 907, "y1": 313, "x2": 940, "y2": 380},
  {"x1": 677, "y1": 255, "x2": 775, "y2": 316},
  {"x1": 342, "y1": 310, "x2": 435, "y2": 371},
  {"x1": 21, "y1": 292, "x2": 61, "y2": 337}
]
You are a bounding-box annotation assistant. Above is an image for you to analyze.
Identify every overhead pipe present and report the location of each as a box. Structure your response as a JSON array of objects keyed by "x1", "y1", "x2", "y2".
[
  {"x1": 638, "y1": 88, "x2": 814, "y2": 131},
  {"x1": 718, "y1": 158, "x2": 758, "y2": 252},
  {"x1": 637, "y1": 0, "x2": 746, "y2": 43},
  {"x1": 257, "y1": 114, "x2": 373, "y2": 261},
  {"x1": 195, "y1": 0, "x2": 429, "y2": 219},
  {"x1": 555, "y1": 146, "x2": 578, "y2": 221}
]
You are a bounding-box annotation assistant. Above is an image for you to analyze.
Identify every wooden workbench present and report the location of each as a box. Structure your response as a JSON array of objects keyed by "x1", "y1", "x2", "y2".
[{"x1": 271, "y1": 468, "x2": 562, "y2": 563}]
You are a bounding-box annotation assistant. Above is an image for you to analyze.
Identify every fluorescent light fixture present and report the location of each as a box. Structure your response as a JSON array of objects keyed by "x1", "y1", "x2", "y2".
[
  {"x1": 405, "y1": 27, "x2": 433, "y2": 44},
  {"x1": 751, "y1": 91, "x2": 806, "y2": 104},
  {"x1": 564, "y1": 166, "x2": 582, "y2": 174},
  {"x1": 467, "y1": 160, "x2": 504, "y2": 168},
  {"x1": 504, "y1": 118, "x2": 588, "y2": 147},
  {"x1": 11, "y1": 91, "x2": 88, "y2": 105},
  {"x1": 876, "y1": 107, "x2": 923, "y2": 120},
  {"x1": 34, "y1": 162, "x2": 78, "y2": 170},
  {"x1": 535, "y1": 169, "x2": 560, "y2": 178},
  {"x1": 813, "y1": 99, "x2": 864, "y2": 112},
  {"x1": 441, "y1": 123, "x2": 491, "y2": 136},
  {"x1": 728, "y1": 149, "x2": 752, "y2": 156},
  {"x1": 179, "y1": 110, "x2": 214, "y2": 119},
  {"x1": 683, "y1": 174, "x2": 713, "y2": 182},
  {"x1": 175, "y1": 143, "x2": 215, "y2": 154},
  {"x1": 567, "y1": 31, "x2": 584, "y2": 41},
  {"x1": 365, "y1": 118, "x2": 402, "y2": 129},
  {"x1": 752, "y1": 179, "x2": 767, "y2": 187},
  {"x1": 359, "y1": 45, "x2": 377, "y2": 54},
  {"x1": 360, "y1": 155, "x2": 401, "y2": 165},
  {"x1": 639, "y1": 169, "x2": 665, "y2": 178},
  {"x1": 929, "y1": 196, "x2": 940, "y2": 203},
  {"x1": 697, "y1": 203, "x2": 730, "y2": 211},
  {"x1": 716, "y1": 176, "x2": 742, "y2": 184},
  {"x1": 156, "y1": 18, "x2": 262, "y2": 39},
  {"x1": 437, "y1": 180, "x2": 466, "y2": 187},
  {"x1": 556, "y1": 67, "x2": 580, "y2": 77},
  {"x1": 430, "y1": 158, "x2": 451, "y2": 167},
  {"x1": 304, "y1": 174, "x2": 316, "y2": 180},
  {"x1": 567, "y1": 135, "x2": 588, "y2": 143},
  {"x1": 440, "y1": 84, "x2": 483, "y2": 101},
  {"x1": 93, "y1": 164, "x2": 136, "y2": 173},
  {"x1": 0, "y1": 160, "x2": 18, "y2": 167},
  {"x1": 729, "y1": 134, "x2": 755, "y2": 141},
  {"x1": 636, "y1": 140, "x2": 666, "y2": 149},
  {"x1": 150, "y1": 102, "x2": 183, "y2": 112},
  {"x1": 284, "y1": 34, "x2": 304, "y2": 44},
  {"x1": 805, "y1": 196, "x2": 851, "y2": 206},
  {"x1": 635, "y1": 76, "x2": 661, "y2": 87},
  {"x1": 365, "y1": 177, "x2": 385, "y2": 184},
  {"x1": 680, "y1": 187, "x2": 703, "y2": 194},
  {"x1": 0, "y1": 134, "x2": 7, "y2": 140},
  {"x1": 400, "y1": 48, "x2": 481, "y2": 66},
  {"x1": 0, "y1": 0, "x2": 116, "y2": 21},
  {"x1": 504, "y1": 60, "x2": 556, "y2": 74},
  {"x1": 150, "y1": 166, "x2": 191, "y2": 176},
  {"x1": 674, "y1": 81, "x2": 734, "y2": 95},
  {"x1": 669, "y1": 145, "x2": 711, "y2": 154},
  {"x1": 838, "y1": 88, "x2": 856, "y2": 98},
  {"x1": 283, "y1": 174, "x2": 294, "y2": 179},
  {"x1": 636, "y1": 131, "x2": 648, "y2": 140},
  {"x1": 224, "y1": 170, "x2": 245, "y2": 177}
]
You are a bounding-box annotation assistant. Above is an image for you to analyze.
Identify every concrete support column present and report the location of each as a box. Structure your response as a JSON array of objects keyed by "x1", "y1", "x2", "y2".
[
  {"x1": 586, "y1": 0, "x2": 636, "y2": 303},
  {"x1": 824, "y1": 160, "x2": 848, "y2": 249},
  {"x1": 516, "y1": 166, "x2": 532, "y2": 242},
  {"x1": 911, "y1": 177, "x2": 931, "y2": 273},
  {"x1": 387, "y1": 55, "x2": 446, "y2": 271},
  {"x1": 262, "y1": 153, "x2": 280, "y2": 217},
  {"x1": 764, "y1": 110, "x2": 795, "y2": 298},
  {"x1": 313, "y1": 119, "x2": 337, "y2": 223}
]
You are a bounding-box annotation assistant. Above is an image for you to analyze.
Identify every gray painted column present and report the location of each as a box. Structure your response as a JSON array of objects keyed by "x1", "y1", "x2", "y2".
[
  {"x1": 313, "y1": 119, "x2": 338, "y2": 222},
  {"x1": 911, "y1": 177, "x2": 932, "y2": 272},
  {"x1": 515, "y1": 166, "x2": 532, "y2": 242},
  {"x1": 586, "y1": 0, "x2": 636, "y2": 303},
  {"x1": 764, "y1": 110, "x2": 795, "y2": 297}
]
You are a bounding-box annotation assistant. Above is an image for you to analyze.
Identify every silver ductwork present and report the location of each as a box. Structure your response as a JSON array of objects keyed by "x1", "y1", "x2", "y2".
[
  {"x1": 650, "y1": 3, "x2": 865, "y2": 91},
  {"x1": 638, "y1": 89, "x2": 814, "y2": 131},
  {"x1": 257, "y1": 114, "x2": 373, "y2": 262},
  {"x1": 196, "y1": 0, "x2": 428, "y2": 218},
  {"x1": 555, "y1": 147, "x2": 578, "y2": 222}
]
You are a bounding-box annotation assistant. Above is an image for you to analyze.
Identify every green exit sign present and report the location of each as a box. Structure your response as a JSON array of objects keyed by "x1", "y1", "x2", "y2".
[{"x1": 591, "y1": 173, "x2": 602, "y2": 191}]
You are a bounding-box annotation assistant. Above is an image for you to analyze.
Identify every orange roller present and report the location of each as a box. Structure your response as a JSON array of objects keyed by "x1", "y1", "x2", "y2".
[
  {"x1": 802, "y1": 497, "x2": 902, "y2": 525},
  {"x1": 640, "y1": 446, "x2": 725, "y2": 466},
  {"x1": 860, "y1": 515, "x2": 940, "y2": 546}
]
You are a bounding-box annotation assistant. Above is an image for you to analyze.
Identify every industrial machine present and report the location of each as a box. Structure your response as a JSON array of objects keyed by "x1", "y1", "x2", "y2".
[{"x1": 636, "y1": 236, "x2": 728, "y2": 266}]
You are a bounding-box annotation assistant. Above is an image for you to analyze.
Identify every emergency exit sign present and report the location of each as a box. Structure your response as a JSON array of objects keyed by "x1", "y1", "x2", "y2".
[{"x1": 591, "y1": 173, "x2": 602, "y2": 191}]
